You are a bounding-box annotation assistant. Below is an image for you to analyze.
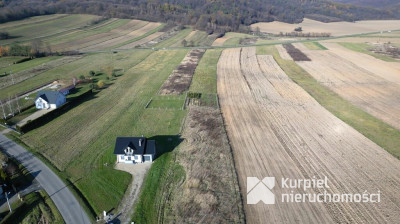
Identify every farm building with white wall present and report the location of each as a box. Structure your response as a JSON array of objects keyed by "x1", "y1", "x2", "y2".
[
  {"x1": 114, "y1": 137, "x2": 156, "y2": 164},
  {"x1": 35, "y1": 91, "x2": 66, "y2": 109}
]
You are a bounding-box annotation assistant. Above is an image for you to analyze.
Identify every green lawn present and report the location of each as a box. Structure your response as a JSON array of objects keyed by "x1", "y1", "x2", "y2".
[
  {"x1": 18, "y1": 49, "x2": 188, "y2": 216},
  {"x1": 339, "y1": 42, "x2": 397, "y2": 62},
  {"x1": 257, "y1": 45, "x2": 400, "y2": 159},
  {"x1": 154, "y1": 28, "x2": 192, "y2": 48}
]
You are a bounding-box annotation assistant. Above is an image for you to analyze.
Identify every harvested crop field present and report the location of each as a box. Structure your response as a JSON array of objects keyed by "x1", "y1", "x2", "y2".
[
  {"x1": 159, "y1": 49, "x2": 205, "y2": 95},
  {"x1": 282, "y1": 44, "x2": 310, "y2": 61},
  {"x1": 294, "y1": 43, "x2": 400, "y2": 130},
  {"x1": 217, "y1": 47, "x2": 400, "y2": 223},
  {"x1": 276, "y1": 44, "x2": 293, "y2": 60},
  {"x1": 251, "y1": 18, "x2": 400, "y2": 36}
]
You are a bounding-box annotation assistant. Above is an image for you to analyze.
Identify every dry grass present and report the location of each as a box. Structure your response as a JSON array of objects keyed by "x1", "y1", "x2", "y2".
[{"x1": 161, "y1": 106, "x2": 244, "y2": 223}]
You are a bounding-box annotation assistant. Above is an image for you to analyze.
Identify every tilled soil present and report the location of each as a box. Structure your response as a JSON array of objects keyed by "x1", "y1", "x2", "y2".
[
  {"x1": 159, "y1": 49, "x2": 205, "y2": 95},
  {"x1": 217, "y1": 47, "x2": 400, "y2": 223}
]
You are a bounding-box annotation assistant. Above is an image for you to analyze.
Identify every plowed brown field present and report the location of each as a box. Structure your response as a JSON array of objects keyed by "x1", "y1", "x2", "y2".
[
  {"x1": 294, "y1": 43, "x2": 400, "y2": 130},
  {"x1": 217, "y1": 47, "x2": 400, "y2": 223}
]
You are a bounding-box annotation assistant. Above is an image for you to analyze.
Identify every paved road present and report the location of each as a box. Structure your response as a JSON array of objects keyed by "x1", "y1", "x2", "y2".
[{"x1": 0, "y1": 134, "x2": 91, "y2": 224}]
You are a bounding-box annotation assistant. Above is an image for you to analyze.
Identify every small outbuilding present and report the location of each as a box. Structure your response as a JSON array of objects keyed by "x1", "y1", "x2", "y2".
[
  {"x1": 59, "y1": 85, "x2": 75, "y2": 95},
  {"x1": 35, "y1": 91, "x2": 66, "y2": 109},
  {"x1": 114, "y1": 137, "x2": 156, "y2": 164}
]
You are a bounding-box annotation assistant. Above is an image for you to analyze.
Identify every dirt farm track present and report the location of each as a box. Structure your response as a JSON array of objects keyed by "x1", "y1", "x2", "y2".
[{"x1": 217, "y1": 47, "x2": 400, "y2": 223}]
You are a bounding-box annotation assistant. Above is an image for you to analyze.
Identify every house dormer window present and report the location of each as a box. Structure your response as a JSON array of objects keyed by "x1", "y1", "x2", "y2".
[{"x1": 124, "y1": 146, "x2": 134, "y2": 155}]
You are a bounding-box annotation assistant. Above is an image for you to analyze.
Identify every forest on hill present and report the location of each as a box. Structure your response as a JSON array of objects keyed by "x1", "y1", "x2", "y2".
[
  {"x1": 331, "y1": 0, "x2": 400, "y2": 9},
  {"x1": 1, "y1": 0, "x2": 399, "y2": 33}
]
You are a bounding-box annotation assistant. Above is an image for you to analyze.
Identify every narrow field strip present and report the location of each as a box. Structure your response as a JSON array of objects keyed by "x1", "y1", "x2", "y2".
[
  {"x1": 218, "y1": 47, "x2": 400, "y2": 223},
  {"x1": 80, "y1": 22, "x2": 162, "y2": 51}
]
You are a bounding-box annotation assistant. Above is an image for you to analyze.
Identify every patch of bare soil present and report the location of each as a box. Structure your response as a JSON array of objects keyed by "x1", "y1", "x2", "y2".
[
  {"x1": 114, "y1": 162, "x2": 152, "y2": 224},
  {"x1": 159, "y1": 49, "x2": 205, "y2": 95},
  {"x1": 163, "y1": 106, "x2": 244, "y2": 223},
  {"x1": 283, "y1": 43, "x2": 311, "y2": 61}
]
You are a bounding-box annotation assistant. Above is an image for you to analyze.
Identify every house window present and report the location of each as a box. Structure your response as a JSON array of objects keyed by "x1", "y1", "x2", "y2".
[
  {"x1": 121, "y1": 156, "x2": 124, "y2": 160},
  {"x1": 128, "y1": 156, "x2": 131, "y2": 161},
  {"x1": 134, "y1": 155, "x2": 139, "y2": 160}
]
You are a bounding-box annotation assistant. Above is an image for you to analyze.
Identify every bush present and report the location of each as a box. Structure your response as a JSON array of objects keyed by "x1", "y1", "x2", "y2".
[{"x1": 97, "y1": 80, "x2": 105, "y2": 88}]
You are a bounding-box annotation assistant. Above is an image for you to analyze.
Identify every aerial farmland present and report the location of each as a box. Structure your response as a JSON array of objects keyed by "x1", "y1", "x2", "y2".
[{"x1": 0, "y1": 4, "x2": 400, "y2": 224}]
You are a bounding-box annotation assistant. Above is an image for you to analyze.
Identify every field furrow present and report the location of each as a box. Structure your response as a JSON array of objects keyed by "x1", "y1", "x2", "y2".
[
  {"x1": 217, "y1": 47, "x2": 400, "y2": 223},
  {"x1": 294, "y1": 43, "x2": 400, "y2": 130}
]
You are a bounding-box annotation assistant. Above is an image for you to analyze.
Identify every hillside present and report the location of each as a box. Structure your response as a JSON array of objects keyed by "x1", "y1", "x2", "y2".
[
  {"x1": 1, "y1": 0, "x2": 399, "y2": 32},
  {"x1": 331, "y1": 0, "x2": 400, "y2": 8}
]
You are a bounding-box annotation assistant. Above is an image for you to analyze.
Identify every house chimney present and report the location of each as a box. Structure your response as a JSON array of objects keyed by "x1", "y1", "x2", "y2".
[{"x1": 139, "y1": 139, "x2": 142, "y2": 147}]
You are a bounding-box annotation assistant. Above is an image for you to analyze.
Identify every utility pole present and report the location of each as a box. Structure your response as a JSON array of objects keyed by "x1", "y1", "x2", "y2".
[
  {"x1": 0, "y1": 99, "x2": 6, "y2": 120},
  {"x1": 15, "y1": 95, "x2": 21, "y2": 114},
  {"x1": 10, "y1": 70, "x2": 14, "y2": 85}
]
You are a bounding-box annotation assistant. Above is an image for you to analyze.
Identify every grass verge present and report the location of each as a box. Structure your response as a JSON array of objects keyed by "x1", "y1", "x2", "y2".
[
  {"x1": 338, "y1": 42, "x2": 397, "y2": 62},
  {"x1": 257, "y1": 45, "x2": 400, "y2": 159},
  {"x1": 303, "y1": 42, "x2": 327, "y2": 50}
]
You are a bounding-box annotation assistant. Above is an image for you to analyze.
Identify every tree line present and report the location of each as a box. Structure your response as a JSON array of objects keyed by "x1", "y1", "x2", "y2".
[{"x1": 1, "y1": 0, "x2": 399, "y2": 33}]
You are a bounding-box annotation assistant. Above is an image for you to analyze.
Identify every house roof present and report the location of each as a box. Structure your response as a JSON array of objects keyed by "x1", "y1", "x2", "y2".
[
  {"x1": 35, "y1": 91, "x2": 64, "y2": 104},
  {"x1": 114, "y1": 137, "x2": 156, "y2": 156},
  {"x1": 59, "y1": 85, "x2": 75, "y2": 93}
]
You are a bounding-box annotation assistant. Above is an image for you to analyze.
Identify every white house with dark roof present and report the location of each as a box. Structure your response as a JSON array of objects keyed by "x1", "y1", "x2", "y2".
[
  {"x1": 35, "y1": 91, "x2": 66, "y2": 109},
  {"x1": 114, "y1": 137, "x2": 156, "y2": 164}
]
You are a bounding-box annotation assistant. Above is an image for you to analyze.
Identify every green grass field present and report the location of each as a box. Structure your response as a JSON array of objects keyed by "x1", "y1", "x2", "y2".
[
  {"x1": 222, "y1": 32, "x2": 254, "y2": 46},
  {"x1": 1, "y1": 14, "x2": 99, "y2": 45},
  {"x1": 0, "y1": 56, "x2": 61, "y2": 76},
  {"x1": 303, "y1": 42, "x2": 327, "y2": 50},
  {"x1": 189, "y1": 49, "x2": 222, "y2": 94},
  {"x1": 0, "y1": 57, "x2": 26, "y2": 69},
  {"x1": 0, "y1": 191, "x2": 64, "y2": 224},
  {"x1": 45, "y1": 19, "x2": 131, "y2": 46},
  {"x1": 18, "y1": 49, "x2": 188, "y2": 216},
  {"x1": 339, "y1": 42, "x2": 397, "y2": 62},
  {"x1": 257, "y1": 45, "x2": 400, "y2": 159},
  {"x1": 154, "y1": 28, "x2": 192, "y2": 48}
]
